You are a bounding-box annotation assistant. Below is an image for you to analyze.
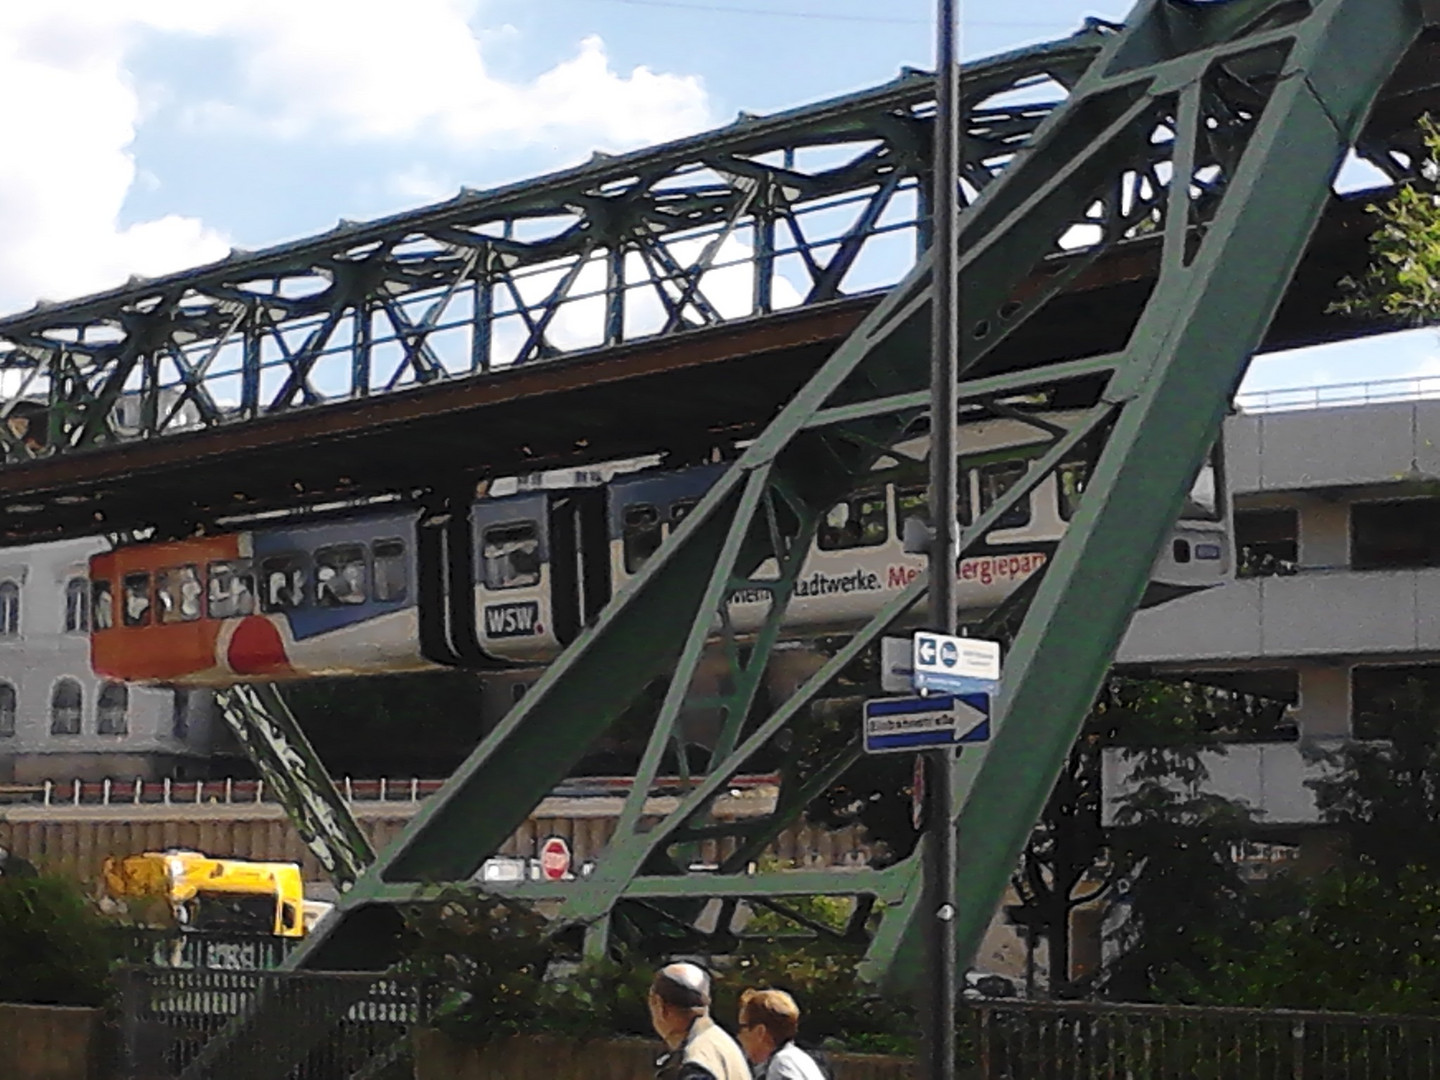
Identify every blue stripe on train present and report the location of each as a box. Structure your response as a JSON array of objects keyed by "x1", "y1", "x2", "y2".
[{"x1": 252, "y1": 511, "x2": 418, "y2": 642}]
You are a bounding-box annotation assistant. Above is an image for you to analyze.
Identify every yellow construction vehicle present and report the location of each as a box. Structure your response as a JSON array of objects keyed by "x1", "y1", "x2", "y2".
[{"x1": 101, "y1": 850, "x2": 320, "y2": 938}]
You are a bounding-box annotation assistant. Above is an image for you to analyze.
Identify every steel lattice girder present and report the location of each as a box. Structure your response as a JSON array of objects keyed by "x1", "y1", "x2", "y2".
[
  {"x1": 175, "y1": 2, "x2": 1430, "y2": 1077},
  {"x1": 0, "y1": 34, "x2": 1108, "y2": 466},
  {"x1": 214, "y1": 685, "x2": 375, "y2": 891}
]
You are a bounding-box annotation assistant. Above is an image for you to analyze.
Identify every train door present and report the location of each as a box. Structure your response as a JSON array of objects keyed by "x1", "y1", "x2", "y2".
[
  {"x1": 546, "y1": 487, "x2": 610, "y2": 642},
  {"x1": 471, "y1": 494, "x2": 562, "y2": 662},
  {"x1": 418, "y1": 505, "x2": 483, "y2": 668}
]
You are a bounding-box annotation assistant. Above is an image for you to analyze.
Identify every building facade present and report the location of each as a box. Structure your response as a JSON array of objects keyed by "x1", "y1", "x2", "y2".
[
  {"x1": 0, "y1": 537, "x2": 222, "y2": 785},
  {"x1": 1109, "y1": 385, "x2": 1440, "y2": 827}
]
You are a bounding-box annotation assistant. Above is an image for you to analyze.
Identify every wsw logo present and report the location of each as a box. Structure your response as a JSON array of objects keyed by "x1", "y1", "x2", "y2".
[{"x1": 484, "y1": 602, "x2": 542, "y2": 638}]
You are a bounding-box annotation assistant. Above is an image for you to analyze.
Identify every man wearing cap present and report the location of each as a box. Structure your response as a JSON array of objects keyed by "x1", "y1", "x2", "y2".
[{"x1": 649, "y1": 961, "x2": 750, "y2": 1080}]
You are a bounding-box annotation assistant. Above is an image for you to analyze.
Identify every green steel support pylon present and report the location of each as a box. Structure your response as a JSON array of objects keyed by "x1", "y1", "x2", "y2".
[
  {"x1": 179, "y1": 2, "x2": 1431, "y2": 1075},
  {"x1": 214, "y1": 684, "x2": 375, "y2": 890}
]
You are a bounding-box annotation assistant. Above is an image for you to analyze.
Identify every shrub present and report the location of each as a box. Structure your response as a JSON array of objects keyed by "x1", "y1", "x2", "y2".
[{"x1": 0, "y1": 875, "x2": 113, "y2": 1007}]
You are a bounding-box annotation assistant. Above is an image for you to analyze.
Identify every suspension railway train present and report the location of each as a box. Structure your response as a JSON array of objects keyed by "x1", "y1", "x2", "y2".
[{"x1": 89, "y1": 413, "x2": 1230, "y2": 686}]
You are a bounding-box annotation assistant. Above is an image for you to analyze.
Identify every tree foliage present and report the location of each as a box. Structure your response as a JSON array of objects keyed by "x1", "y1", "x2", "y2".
[
  {"x1": 1172, "y1": 672, "x2": 1440, "y2": 1014},
  {"x1": 0, "y1": 875, "x2": 114, "y2": 1007},
  {"x1": 1333, "y1": 117, "x2": 1440, "y2": 325}
]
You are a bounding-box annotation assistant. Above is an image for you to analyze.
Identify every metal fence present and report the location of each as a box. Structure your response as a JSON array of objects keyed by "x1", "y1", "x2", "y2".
[
  {"x1": 1234, "y1": 374, "x2": 1440, "y2": 415},
  {"x1": 115, "y1": 967, "x2": 434, "y2": 1080},
  {"x1": 110, "y1": 929, "x2": 300, "y2": 973},
  {"x1": 115, "y1": 967, "x2": 1440, "y2": 1079},
  {"x1": 967, "y1": 999, "x2": 1440, "y2": 1079}
]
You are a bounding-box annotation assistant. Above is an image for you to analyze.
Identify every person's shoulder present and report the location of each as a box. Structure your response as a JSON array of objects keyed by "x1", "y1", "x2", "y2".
[
  {"x1": 771, "y1": 1043, "x2": 830, "y2": 1080},
  {"x1": 675, "y1": 1063, "x2": 719, "y2": 1080}
]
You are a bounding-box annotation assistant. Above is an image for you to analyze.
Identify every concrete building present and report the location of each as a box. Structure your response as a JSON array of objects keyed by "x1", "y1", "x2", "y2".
[
  {"x1": 0, "y1": 537, "x2": 221, "y2": 785},
  {"x1": 1109, "y1": 381, "x2": 1440, "y2": 827}
]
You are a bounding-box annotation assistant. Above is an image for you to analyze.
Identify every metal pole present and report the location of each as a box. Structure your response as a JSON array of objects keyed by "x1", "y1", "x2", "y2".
[{"x1": 926, "y1": 0, "x2": 960, "y2": 1074}]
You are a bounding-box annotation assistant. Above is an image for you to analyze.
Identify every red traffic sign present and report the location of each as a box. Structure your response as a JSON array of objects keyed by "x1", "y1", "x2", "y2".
[{"x1": 539, "y1": 836, "x2": 571, "y2": 881}]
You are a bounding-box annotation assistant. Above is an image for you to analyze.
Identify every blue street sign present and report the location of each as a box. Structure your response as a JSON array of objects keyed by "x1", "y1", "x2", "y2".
[
  {"x1": 863, "y1": 692, "x2": 993, "y2": 755},
  {"x1": 912, "y1": 632, "x2": 1001, "y2": 697}
]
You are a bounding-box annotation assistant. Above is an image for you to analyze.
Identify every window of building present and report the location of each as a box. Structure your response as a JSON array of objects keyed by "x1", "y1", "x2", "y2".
[
  {"x1": 206, "y1": 561, "x2": 255, "y2": 618},
  {"x1": 818, "y1": 491, "x2": 888, "y2": 551},
  {"x1": 64, "y1": 577, "x2": 89, "y2": 633},
  {"x1": 259, "y1": 554, "x2": 307, "y2": 613},
  {"x1": 481, "y1": 522, "x2": 541, "y2": 590},
  {"x1": 91, "y1": 579, "x2": 113, "y2": 630},
  {"x1": 0, "y1": 682, "x2": 14, "y2": 737},
  {"x1": 372, "y1": 539, "x2": 408, "y2": 602},
  {"x1": 1352, "y1": 664, "x2": 1440, "y2": 740},
  {"x1": 622, "y1": 504, "x2": 663, "y2": 574},
  {"x1": 1235, "y1": 508, "x2": 1299, "y2": 578},
  {"x1": 315, "y1": 544, "x2": 368, "y2": 607},
  {"x1": 1058, "y1": 460, "x2": 1089, "y2": 522},
  {"x1": 96, "y1": 681, "x2": 128, "y2": 736},
  {"x1": 978, "y1": 460, "x2": 1032, "y2": 530},
  {"x1": 122, "y1": 572, "x2": 151, "y2": 627},
  {"x1": 156, "y1": 565, "x2": 203, "y2": 623},
  {"x1": 50, "y1": 678, "x2": 82, "y2": 736},
  {"x1": 1351, "y1": 498, "x2": 1440, "y2": 571},
  {"x1": 0, "y1": 580, "x2": 18, "y2": 636}
]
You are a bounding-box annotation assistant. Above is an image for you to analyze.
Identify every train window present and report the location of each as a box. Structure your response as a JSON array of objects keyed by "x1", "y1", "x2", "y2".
[
  {"x1": 259, "y1": 554, "x2": 307, "y2": 613},
  {"x1": 156, "y1": 565, "x2": 203, "y2": 624},
  {"x1": 896, "y1": 486, "x2": 930, "y2": 528},
  {"x1": 979, "y1": 460, "x2": 1032, "y2": 529},
  {"x1": 819, "y1": 491, "x2": 888, "y2": 551},
  {"x1": 1058, "y1": 460, "x2": 1089, "y2": 522},
  {"x1": 315, "y1": 544, "x2": 369, "y2": 607},
  {"x1": 91, "y1": 580, "x2": 113, "y2": 630},
  {"x1": 372, "y1": 539, "x2": 408, "y2": 602},
  {"x1": 623, "y1": 505, "x2": 663, "y2": 574},
  {"x1": 670, "y1": 499, "x2": 699, "y2": 529},
  {"x1": 1181, "y1": 457, "x2": 1220, "y2": 521},
  {"x1": 122, "y1": 572, "x2": 152, "y2": 627},
  {"x1": 481, "y1": 522, "x2": 541, "y2": 590},
  {"x1": 207, "y1": 561, "x2": 255, "y2": 618}
]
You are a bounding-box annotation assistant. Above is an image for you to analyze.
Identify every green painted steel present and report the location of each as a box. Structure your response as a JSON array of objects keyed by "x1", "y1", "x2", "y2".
[
  {"x1": 174, "y1": 2, "x2": 1433, "y2": 1075},
  {"x1": 214, "y1": 684, "x2": 375, "y2": 891}
]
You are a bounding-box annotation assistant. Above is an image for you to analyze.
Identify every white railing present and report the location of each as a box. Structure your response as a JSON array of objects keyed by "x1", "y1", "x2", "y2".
[
  {"x1": 0, "y1": 773, "x2": 780, "y2": 809},
  {"x1": 1235, "y1": 374, "x2": 1440, "y2": 414}
]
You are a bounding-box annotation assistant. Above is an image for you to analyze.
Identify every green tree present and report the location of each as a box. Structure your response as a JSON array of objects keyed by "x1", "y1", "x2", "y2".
[
  {"x1": 1180, "y1": 865, "x2": 1440, "y2": 1015},
  {"x1": 1176, "y1": 672, "x2": 1440, "y2": 1013},
  {"x1": 1089, "y1": 678, "x2": 1276, "y2": 1002},
  {"x1": 1333, "y1": 116, "x2": 1440, "y2": 325},
  {"x1": 0, "y1": 875, "x2": 114, "y2": 1007}
]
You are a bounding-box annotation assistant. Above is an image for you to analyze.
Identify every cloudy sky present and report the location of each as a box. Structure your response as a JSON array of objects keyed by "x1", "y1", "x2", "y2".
[{"x1": 0, "y1": 0, "x2": 1432, "y2": 397}]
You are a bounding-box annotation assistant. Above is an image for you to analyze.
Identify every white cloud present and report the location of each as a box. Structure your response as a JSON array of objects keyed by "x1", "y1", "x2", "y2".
[
  {"x1": 0, "y1": 7, "x2": 229, "y2": 312},
  {"x1": 154, "y1": 1, "x2": 712, "y2": 150},
  {"x1": 0, "y1": 1, "x2": 713, "y2": 314}
]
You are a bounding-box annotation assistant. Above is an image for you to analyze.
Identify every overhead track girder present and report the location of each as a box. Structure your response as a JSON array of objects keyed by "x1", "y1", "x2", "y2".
[
  {"x1": 0, "y1": 35, "x2": 1105, "y2": 464},
  {"x1": 177, "y1": 1, "x2": 1432, "y2": 1076}
]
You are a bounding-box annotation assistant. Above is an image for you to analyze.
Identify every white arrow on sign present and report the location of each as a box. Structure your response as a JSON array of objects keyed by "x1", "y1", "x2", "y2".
[{"x1": 862, "y1": 692, "x2": 992, "y2": 755}]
